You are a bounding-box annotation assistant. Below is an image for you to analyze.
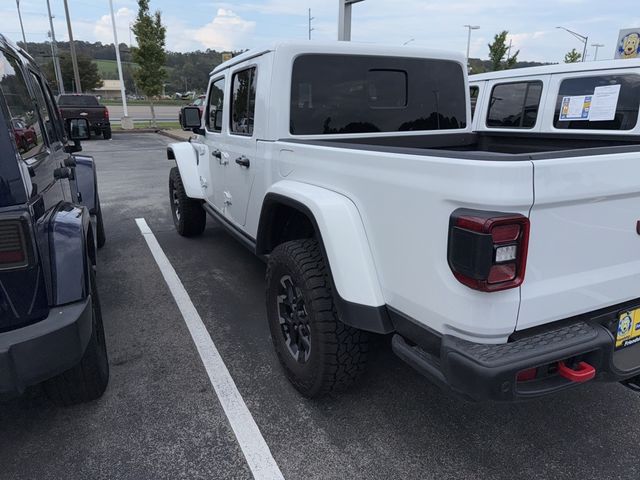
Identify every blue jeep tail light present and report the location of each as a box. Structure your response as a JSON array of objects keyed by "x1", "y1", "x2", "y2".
[{"x1": 0, "y1": 220, "x2": 29, "y2": 270}]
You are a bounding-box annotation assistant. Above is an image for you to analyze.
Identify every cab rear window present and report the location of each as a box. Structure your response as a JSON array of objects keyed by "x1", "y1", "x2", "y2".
[
  {"x1": 553, "y1": 74, "x2": 640, "y2": 131},
  {"x1": 57, "y1": 95, "x2": 100, "y2": 107},
  {"x1": 290, "y1": 54, "x2": 466, "y2": 135}
]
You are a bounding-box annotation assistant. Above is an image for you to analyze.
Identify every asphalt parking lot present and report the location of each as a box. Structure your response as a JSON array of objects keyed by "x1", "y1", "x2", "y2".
[{"x1": 1, "y1": 133, "x2": 639, "y2": 480}]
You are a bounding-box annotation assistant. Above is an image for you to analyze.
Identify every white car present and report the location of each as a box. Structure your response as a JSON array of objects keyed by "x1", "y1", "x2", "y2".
[{"x1": 168, "y1": 41, "x2": 640, "y2": 401}]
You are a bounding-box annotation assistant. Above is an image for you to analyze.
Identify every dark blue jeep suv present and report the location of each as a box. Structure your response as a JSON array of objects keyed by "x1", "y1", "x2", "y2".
[{"x1": 0, "y1": 35, "x2": 109, "y2": 405}]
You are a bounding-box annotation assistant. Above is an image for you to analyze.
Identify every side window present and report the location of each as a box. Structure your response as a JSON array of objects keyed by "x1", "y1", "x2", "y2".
[
  {"x1": 486, "y1": 81, "x2": 542, "y2": 129},
  {"x1": 470, "y1": 86, "x2": 479, "y2": 117},
  {"x1": 206, "y1": 77, "x2": 225, "y2": 132},
  {"x1": 42, "y1": 79, "x2": 66, "y2": 140},
  {"x1": 553, "y1": 74, "x2": 640, "y2": 131},
  {"x1": 230, "y1": 67, "x2": 256, "y2": 136},
  {"x1": 28, "y1": 71, "x2": 59, "y2": 144},
  {"x1": 0, "y1": 50, "x2": 46, "y2": 160}
]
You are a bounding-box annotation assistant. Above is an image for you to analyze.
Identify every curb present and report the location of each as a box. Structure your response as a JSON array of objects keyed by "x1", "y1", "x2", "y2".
[
  {"x1": 112, "y1": 128, "x2": 159, "y2": 134},
  {"x1": 157, "y1": 130, "x2": 194, "y2": 142}
]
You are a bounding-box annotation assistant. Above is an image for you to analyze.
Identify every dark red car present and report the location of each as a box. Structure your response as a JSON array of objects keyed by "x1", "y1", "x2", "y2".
[{"x1": 11, "y1": 118, "x2": 37, "y2": 152}]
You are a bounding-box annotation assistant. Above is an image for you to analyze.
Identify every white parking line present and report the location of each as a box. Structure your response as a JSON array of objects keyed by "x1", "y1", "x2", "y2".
[{"x1": 135, "y1": 218, "x2": 285, "y2": 480}]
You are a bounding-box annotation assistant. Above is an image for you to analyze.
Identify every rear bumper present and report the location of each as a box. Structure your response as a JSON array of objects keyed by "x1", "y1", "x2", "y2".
[
  {"x1": 0, "y1": 297, "x2": 92, "y2": 394},
  {"x1": 392, "y1": 300, "x2": 640, "y2": 402},
  {"x1": 90, "y1": 121, "x2": 111, "y2": 130}
]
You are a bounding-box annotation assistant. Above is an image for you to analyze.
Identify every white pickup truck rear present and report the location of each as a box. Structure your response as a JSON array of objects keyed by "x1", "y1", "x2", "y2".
[{"x1": 169, "y1": 41, "x2": 640, "y2": 401}]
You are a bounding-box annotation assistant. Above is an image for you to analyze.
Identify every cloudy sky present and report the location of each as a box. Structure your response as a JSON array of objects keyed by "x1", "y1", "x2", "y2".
[{"x1": 2, "y1": 0, "x2": 636, "y2": 62}]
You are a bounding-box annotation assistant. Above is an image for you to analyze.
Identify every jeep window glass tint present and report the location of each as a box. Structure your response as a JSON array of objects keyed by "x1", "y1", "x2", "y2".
[
  {"x1": 486, "y1": 81, "x2": 542, "y2": 128},
  {"x1": 32, "y1": 73, "x2": 64, "y2": 142},
  {"x1": 230, "y1": 67, "x2": 256, "y2": 135},
  {"x1": 0, "y1": 50, "x2": 46, "y2": 160},
  {"x1": 553, "y1": 74, "x2": 640, "y2": 130},
  {"x1": 28, "y1": 72, "x2": 58, "y2": 144},
  {"x1": 207, "y1": 77, "x2": 225, "y2": 132},
  {"x1": 290, "y1": 54, "x2": 466, "y2": 135},
  {"x1": 470, "y1": 86, "x2": 479, "y2": 117},
  {"x1": 366, "y1": 70, "x2": 407, "y2": 108}
]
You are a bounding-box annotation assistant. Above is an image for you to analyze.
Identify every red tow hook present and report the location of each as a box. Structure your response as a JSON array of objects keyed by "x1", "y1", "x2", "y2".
[{"x1": 558, "y1": 361, "x2": 596, "y2": 383}]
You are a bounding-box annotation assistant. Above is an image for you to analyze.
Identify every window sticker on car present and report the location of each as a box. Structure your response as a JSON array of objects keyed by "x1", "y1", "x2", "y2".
[
  {"x1": 589, "y1": 84, "x2": 621, "y2": 121},
  {"x1": 559, "y1": 95, "x2": 591, "y2": 121}
]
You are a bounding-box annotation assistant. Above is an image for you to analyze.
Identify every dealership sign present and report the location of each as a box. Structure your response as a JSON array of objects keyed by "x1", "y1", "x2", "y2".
[{"x1": 615, "y1": 28, "x2": 640, "y2": 59}]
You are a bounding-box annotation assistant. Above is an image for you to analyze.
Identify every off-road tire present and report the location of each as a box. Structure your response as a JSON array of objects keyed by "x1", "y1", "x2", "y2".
[
  {"x1": 266, "y1": 239, "x2": 368, "y2": 398},
  {"x1": 44, "y1": 270, "x2": 109, "y2": 406},
  {"x1": 102, "y1": 127, "x2": 112, "y2": 140},
  {"x1": 169, "y1": 167, "x2": 206, "y2": 237}
]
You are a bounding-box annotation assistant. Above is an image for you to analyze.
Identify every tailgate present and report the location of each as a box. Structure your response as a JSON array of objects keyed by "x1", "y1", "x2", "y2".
[
  {"x1": 60, "y1": 107, "x2": 105, "y2": 122},
  {"x1": 518, "y1": 151, "x2": 640, "y2": 331}
]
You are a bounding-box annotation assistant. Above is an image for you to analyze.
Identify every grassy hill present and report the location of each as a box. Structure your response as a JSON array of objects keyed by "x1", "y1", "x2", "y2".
[{"x1": 94, "y1": 59, "x2": 138, "y2": 80}]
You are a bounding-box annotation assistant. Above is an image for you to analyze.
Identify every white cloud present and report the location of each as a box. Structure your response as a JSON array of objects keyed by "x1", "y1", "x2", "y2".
[
  {"x1": 507, "y1": 31, "x2": 547, "y2": 52},
  {"x1": 192, "y1": 8, "x2": 256, "y2": 51},
  {"x1": 94, "y1": 7, "x2": 135, "y2": 46}
]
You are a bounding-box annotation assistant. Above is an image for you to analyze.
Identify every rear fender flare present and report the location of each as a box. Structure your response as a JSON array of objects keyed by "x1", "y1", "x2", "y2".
[
  {"x1": 258, "y1": 180, "x2": 385, "y2": 309},
  {"x1": 47, "y1": 204, "x2": 92, "y2": 305}
]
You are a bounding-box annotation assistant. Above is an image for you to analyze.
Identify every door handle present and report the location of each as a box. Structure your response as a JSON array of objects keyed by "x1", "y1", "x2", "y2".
[
  {"x1": 212, "y1": 149, "x2": 221, "y2": 159},
  {"x1": 53, "y1": 167, "x2": 71, "y2": 180},
  {"x1": 235, "y1": 156, "x2": 250, "y2": 168}
]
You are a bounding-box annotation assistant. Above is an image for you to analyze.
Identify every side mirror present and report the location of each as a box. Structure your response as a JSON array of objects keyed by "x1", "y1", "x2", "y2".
[
  {"x1": 64, "y1": 118, "x2": 90, "y2": 153},
  {"x1": 67, "y1": 118, "x2": 90, "y2": 141},
  {"x1": 180, "y1": 106, "x2": 203, "y2": 134}
]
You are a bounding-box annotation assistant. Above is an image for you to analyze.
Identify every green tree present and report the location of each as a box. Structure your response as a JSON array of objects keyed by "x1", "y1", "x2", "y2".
[
  {"x1": 564, "y1": 48, "x2": 582, "y2": 63},
  {"x1": 44, "y1": 54, "x2": 103, "y2": 92},
  {"x1": 488, "y1": 31, "x2": 519, "y2": 71},
  {"x1": 131, "y1": 0, "x2": 166, "y2": 125}
]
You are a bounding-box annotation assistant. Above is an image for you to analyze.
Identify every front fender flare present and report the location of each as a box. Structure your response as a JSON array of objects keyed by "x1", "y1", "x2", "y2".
[
  {"x1": 168, "y1": 141, "x2": 205, "y2": 199},
  {"x1": 72, "y1": 154, "x2": 98, "y2": 214}
]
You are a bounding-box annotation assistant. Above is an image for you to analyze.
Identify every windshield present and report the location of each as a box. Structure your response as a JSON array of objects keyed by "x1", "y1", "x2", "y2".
[{"x1": 57, "y1": 95, "x2": 100, "y2": 107}]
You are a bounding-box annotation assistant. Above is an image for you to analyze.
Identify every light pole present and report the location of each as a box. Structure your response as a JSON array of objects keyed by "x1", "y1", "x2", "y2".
[
  {"x1": 108, "y1": 0, "x2": 131, "y2": 128},
  {"x1": 464, "y1": 25, "x2": 480, "y2": 63},
  {"x1": 338, "y1": 0, "x2": 365, "y2": 41},
  {"x1": 16, "y1": 0, "x2": 28, "y2": 52},
  {"x1": 308, "y1": 8, "x2": 314, "y2": 40},
  {"x1": 46, "y1": 0, "x2": 65, "y2": 94},
  {"x1": 63, "y1": 0, "x2": 82, "y2": 93},
  {"x1": 591, "y1": 43, "x2": 604, "y2": 61},
  {"x1": 556, "y1": 26, "x2": 588, "y2": 62}
]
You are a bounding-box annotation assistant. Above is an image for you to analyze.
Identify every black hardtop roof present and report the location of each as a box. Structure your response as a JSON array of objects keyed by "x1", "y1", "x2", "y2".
[{"x1": 0, "y1": 33, "x2": 37, "y2": 66}]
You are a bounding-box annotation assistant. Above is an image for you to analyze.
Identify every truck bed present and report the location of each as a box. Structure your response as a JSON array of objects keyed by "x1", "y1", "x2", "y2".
[{"x1": 284, "y1": 131, "x2": 640, "y2": 161}]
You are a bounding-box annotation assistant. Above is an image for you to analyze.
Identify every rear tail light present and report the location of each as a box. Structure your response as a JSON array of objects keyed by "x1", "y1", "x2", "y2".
[
  {"x1": 104, "y1": 107, "x2": 109, "y2": 120},
  {"x1": 447, "y1": 208, "x2": 530, "y2": 292},
  {"x1": 0, "y1": 220, "x2": 29, "y2": 270}
]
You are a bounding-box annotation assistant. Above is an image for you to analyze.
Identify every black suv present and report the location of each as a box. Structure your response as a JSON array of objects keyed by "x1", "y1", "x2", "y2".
[{"x1": 0, "y1": 35, "x2": 109, "y2": 405}]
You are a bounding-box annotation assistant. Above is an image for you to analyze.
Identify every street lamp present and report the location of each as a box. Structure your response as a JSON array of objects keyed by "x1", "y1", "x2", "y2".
[
  {"x1": 15, "y1": 0, "x2": 28, "y2": 52},
  {"x1": 556, "y1": 26, "x2": 588, "y2": 62},
  {"x1": 464, "y1": 25, "x2": 480, "y2": 63},
  {"x1": 108, "y1": 0, "x2": 131, "y2": 128},
  {"x1": 591, "y1": 43, "x2": 604, "y2": 61},
  {"x1": 338, "y1": 0, "x2": 366, "y2": 41}
]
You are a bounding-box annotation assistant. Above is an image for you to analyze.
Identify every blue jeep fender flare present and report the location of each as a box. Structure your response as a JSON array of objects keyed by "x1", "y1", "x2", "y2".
[{"x1": 47, "y1": 203, "x2": 93, "y2": 306}]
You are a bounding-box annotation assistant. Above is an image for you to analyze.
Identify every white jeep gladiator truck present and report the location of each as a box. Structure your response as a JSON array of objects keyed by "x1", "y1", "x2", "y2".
[{"x1": 168, "y1": 41, "x2": 640, "y2": 401}]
